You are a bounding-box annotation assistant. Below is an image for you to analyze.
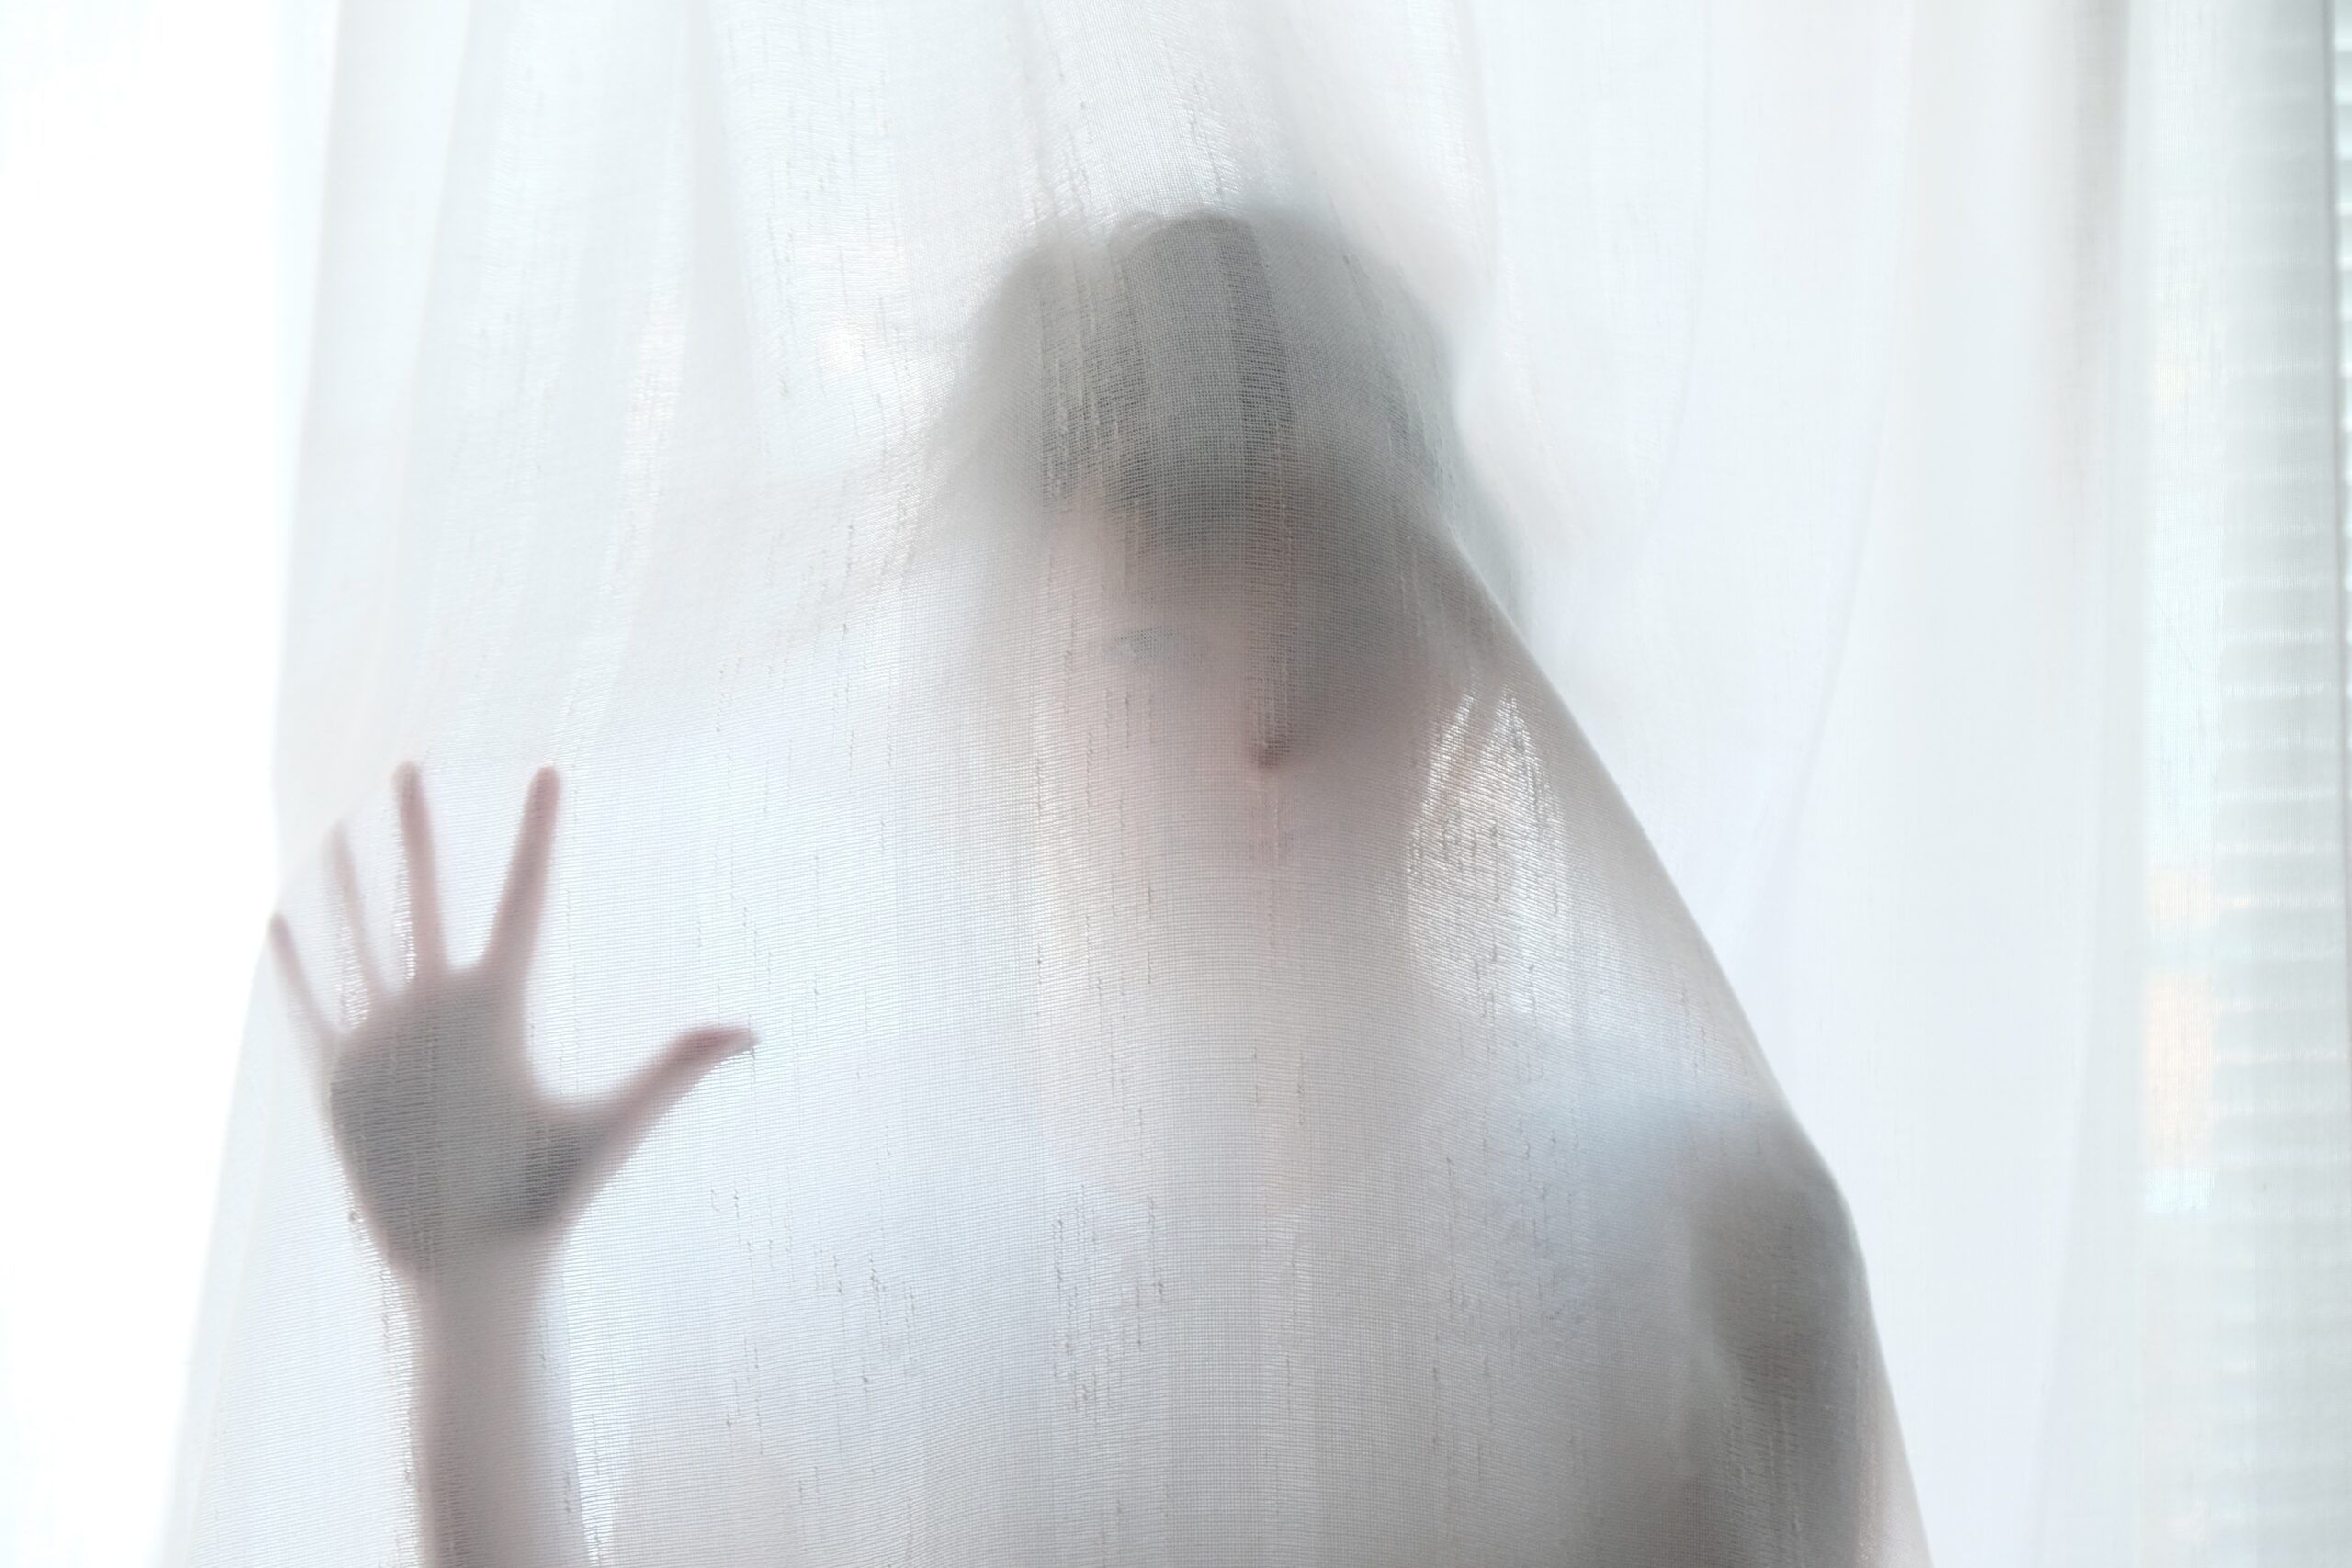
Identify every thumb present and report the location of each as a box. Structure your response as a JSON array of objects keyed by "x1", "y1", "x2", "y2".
[{"x1": 573, "y1": 1025, "x2": 756, "y2": 1202}]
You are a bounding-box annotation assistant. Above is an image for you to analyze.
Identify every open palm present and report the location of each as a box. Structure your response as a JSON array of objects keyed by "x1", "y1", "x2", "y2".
[{"x1": 272, "y1": 764, "x2": 753, "y2": 1279}]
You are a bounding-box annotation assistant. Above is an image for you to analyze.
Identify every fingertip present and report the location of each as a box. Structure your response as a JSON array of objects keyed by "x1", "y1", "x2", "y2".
[
  {"x1": 524, "y1": 764, "x2": 560, "y2": 815},
  {"x1": 684, "y1": 1024, "x2": 757, "y2": 1062},
  {"x1": 394, "y1": 764, "x2": 430, "y2": 832}
]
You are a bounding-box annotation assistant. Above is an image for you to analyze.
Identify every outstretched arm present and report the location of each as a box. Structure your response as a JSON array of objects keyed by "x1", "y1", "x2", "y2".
[{"x1": 271, "y1": 764, "x2": 753, "y2": 1568}]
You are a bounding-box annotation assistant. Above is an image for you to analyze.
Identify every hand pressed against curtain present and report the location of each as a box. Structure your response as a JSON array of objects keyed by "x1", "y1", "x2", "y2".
[
  {"x1": 269, "y1": 765, "x2": 754, "y2": 1568},
  {"x1": 271, "y1": 765, "x2": 755, "y2": 1277}
]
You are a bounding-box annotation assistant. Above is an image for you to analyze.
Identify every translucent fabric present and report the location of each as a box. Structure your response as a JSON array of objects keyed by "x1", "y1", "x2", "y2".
[{"x1": 163, "y1": 1, "x2": 2352, "y2": 1565}]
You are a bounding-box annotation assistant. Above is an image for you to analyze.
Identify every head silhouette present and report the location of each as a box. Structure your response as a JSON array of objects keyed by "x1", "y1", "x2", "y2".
[{"x1": 939, "y1": 209, "x2": 1508, "y2": 785}]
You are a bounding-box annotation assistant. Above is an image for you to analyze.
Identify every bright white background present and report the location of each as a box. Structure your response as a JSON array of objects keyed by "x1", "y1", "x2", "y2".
[{"x1": 0, "y1": 2, "x2": 287, "y2": 1563}]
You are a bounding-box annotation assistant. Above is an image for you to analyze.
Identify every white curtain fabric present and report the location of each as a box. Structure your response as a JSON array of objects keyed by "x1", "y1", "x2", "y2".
[{"x1": 164, "y1": 2, "x2": 2352, "y2": 1565}]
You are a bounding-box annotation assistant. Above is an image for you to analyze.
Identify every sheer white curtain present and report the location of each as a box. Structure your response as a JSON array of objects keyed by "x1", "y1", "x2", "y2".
[{"x1": 154, "y1": 2, "x2": 2352, "y2": 1565}]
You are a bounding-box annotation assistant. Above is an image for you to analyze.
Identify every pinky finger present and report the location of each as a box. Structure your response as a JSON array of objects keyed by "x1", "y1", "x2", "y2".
[{"x1": 268, "y1": 916, "x2": 337, "y2": 1069}]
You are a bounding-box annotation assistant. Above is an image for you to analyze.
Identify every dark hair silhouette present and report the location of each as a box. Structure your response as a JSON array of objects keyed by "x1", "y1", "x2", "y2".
[{"x1": 940, "y1": 208, "x2": 1515, "y2": 614}]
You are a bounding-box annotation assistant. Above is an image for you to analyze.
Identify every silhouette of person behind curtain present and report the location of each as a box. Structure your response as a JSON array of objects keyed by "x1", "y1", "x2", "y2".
[{"x1": 274, "y1": 209, "x2": 1928, "y2": 1567}]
